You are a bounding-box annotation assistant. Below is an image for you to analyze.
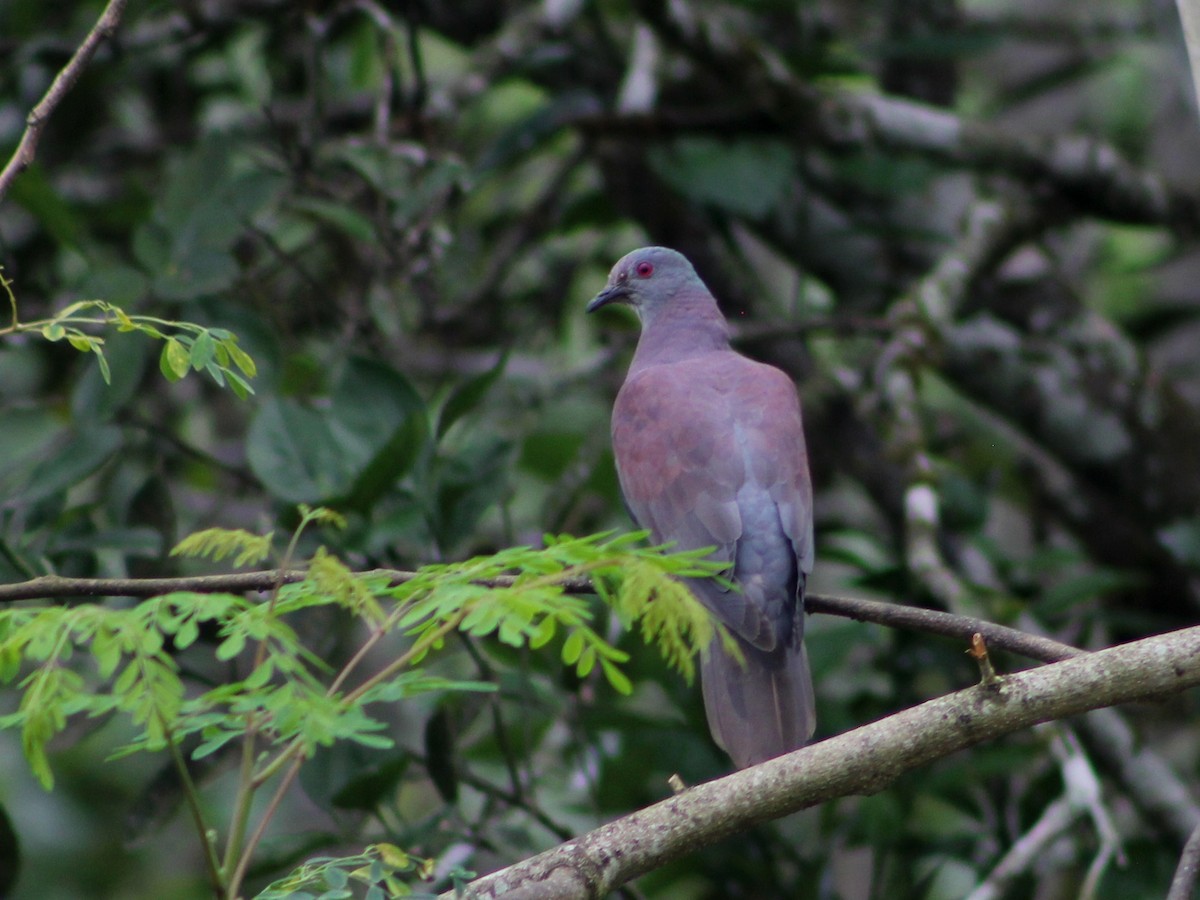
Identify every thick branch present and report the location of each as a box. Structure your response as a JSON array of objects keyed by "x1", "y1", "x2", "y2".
[
  {"x1": 446, "y1": 625, "x2": 1200, "y2": 899},
  {"x1": 0, "y1": 0, "x2": 128, "y2": 203}
]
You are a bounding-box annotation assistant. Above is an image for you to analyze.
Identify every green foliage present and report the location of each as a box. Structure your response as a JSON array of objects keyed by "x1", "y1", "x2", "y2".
[
  {"x1": 5, "y1": 2, "x2": 1200, "y2": 897},
  {"x1": 1, "y1": 276, "x2": 257, "y2": 396},
  {"x1": 171, "y1": 528, "x2": 275, "y2": 568},
  {"x1": 0, "y1": 516, "x2": 724, "y2": 895},
  {"x1": 257, "y1": 843, "x2": 467, "y2": 900}
]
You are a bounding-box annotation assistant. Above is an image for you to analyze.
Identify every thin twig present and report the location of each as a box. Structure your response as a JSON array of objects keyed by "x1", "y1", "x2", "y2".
[
  {"x1": 965, "y1": 797, "x2": 1078, "y2": 900},
  {"x1": 804, "y1": 593, "x2": 1081, "y2": 664},
  {"x1": 0, "y1": 0, "x2": 129, "y2": 203}
]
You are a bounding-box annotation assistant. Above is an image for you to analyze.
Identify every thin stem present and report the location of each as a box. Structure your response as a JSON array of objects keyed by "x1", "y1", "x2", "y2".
[
  {"x1": 226, "y1": 753, "x2": 305, "y2": 899},
  {"x1": 222, "y1": 509, "x2": 321, "y2": 881},
  {"x1": 2, "y1": 268, "x2": 17, "y2": 330},
  {"x1": 343, "y1": 609, "x2": 467, "y2": 705},
  {"x1": 220, "y1": 716, "x2": 262, "y2": 882},
  {"x1": 161, "y1": 708, "x2": 226, "y2": 895}
]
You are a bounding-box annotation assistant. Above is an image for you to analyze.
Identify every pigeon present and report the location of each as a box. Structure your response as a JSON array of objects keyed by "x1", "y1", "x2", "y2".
[{"x1": 588, "y1": 246, "x2": 815, "y2": 768}]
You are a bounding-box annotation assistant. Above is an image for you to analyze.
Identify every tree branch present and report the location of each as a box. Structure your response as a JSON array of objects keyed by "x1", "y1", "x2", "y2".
[
  {"x1": 804, "y1": 593, "x2": 1079, "y2": 664},
  {"x1": 0, "y1": 0, "x2": 128, "y2": 204},
  {"x1": 629, "y1": 0, "x2": 1200, "y2": 232},
  {"x1": 0, "y1": 569, "x2": 1080, "y2": 664},
  {"x1": 444, "y1": 624, "x2": 1200, "y2": 899},
  {"x1": 1169, "y1": 819, "x2": 1200, "y2": 900}
]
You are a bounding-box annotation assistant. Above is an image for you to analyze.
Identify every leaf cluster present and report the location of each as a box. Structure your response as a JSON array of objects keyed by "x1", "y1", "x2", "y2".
[
  {"x1": 257, "y1": 842, "x2": 466, "y2": 900},
  {"x1": 0, "y1": 517, "x2": 724, "y2": 895}
]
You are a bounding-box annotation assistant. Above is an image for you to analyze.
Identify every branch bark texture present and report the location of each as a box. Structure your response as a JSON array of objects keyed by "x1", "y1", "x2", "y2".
[{"x1": 448, "y1": 625, "x2": 1200, "y2": 899}]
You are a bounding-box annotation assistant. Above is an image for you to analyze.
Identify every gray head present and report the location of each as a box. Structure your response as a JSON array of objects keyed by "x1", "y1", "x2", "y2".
[{"x1": 586, "y1": 247, "x2": 710, "y2": 326}]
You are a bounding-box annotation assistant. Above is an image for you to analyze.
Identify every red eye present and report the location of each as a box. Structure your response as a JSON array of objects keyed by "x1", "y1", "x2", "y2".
[{"x1": 635, "y1": 261, "x2": 654, "y2": 277}]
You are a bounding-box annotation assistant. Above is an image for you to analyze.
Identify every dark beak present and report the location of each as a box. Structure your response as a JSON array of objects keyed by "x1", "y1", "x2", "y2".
[{"x1": 586, "y1": 284, "x2": 630, "y2": 313}]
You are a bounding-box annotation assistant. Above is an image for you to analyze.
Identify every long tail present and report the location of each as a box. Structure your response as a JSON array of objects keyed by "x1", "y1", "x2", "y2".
[{"x1": 700, "y1": 634, "x2": 815, "y2": 768}]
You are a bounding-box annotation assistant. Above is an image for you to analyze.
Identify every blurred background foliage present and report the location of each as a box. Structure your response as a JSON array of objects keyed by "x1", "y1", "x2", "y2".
[{"x1": 3, "y1": 0, "x2": 1200, "y2": 897}]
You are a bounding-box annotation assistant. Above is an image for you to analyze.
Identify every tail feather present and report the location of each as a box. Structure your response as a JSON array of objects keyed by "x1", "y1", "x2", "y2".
[{"x1": 701, "y1": 634, "x2": 815, "y2": 768}]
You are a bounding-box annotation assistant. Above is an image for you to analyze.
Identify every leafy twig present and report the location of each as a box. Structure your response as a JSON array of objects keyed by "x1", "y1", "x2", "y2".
[
  {"x1": 0, "y1": 299, "x2": 258, "y2": 394},
  {"x1": 0, "y1": 567, "x2": 1083, "y2": 664}
]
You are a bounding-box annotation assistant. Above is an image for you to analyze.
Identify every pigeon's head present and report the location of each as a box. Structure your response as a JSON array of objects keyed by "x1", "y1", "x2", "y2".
[{"x1": 586, "y1": 246, "x2": 705, "y2": 324}]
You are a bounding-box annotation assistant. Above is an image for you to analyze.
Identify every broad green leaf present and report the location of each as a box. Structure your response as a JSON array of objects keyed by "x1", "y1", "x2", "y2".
[
  {"x1": 0, "y1": 408, "x2": 62, "y2": 479},
  {"x1": 339, "y1": 414, "x2": 429, "y2": 514},
  {"x1": 246, "y1": 398, "x2": 349, "y2": 503},
  {"x1": 8, "y1": 165, "x2": 82, "y2": 248},
  {"x1": 647, "y1": 137, "x2": 794, "y2": 219},
  {"x1": 436, "y1": 352, "x2": 507, "y2": 439},
  {"x1": 329, "y1": 358, "x2": 426, "y2": 470},
  {"x1": 71, "y1": 330, "x2": 147, "y2": 421},
  {"x1": 22, "y1": 425, "x2": 123, "y2": 504}
]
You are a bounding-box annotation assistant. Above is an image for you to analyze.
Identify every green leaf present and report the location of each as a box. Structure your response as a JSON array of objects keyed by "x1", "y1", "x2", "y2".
[
  {"x1": 225, "y1": 339, "x2": 258, "y2": 378},
  {"x1": 9, "y1": 164, "x2": 83, "y2": 247},
  {"x1": 647, "y1": 137, "x2": 795, "y2": 219},
  {"x1": 600, "y1": 658, "x2": 632, "y2": 695},
  {"x1": 175, "y1": 618, "x2": 200, "y2": 650},
  {"x1": 66, "y1": 333, "x2": 94, "y2": 352},
  {"x1": 529, "y1": 616, "x2": 556, "y2": 649},
  {"x1": 437, "y1": 353, "x2": 507, "y2": 439},
  {"x1": 144, "y1": 140, "x2": 283, "y2": 302},
  {"x1": 339, "y1": 413, "x2": 429, "y2": 514},
  {"x1": 329, "y1": 358, "x2": 427, "y2": 471},
  {"x1": 160, "y1": 338, "x2": 190, "y2": 380},
  {"x1": 225, "y1": 369, "x2": 255, "y2": 399},
  {"x1": 190, "y1": 331, "x2": 216, "y2": 371},
  {"x1": 22, "y1": 425, "x2": 123, "y2": 504},
  {"x1": 1040, "y1": 568, "x2": 1144, "y2": 614},
  {"x1": 246, "y1": 398, "x2": 349, "y2": 503},
  {"x1": 171, "y1": 530, "x2": 273, "y2": 566},
  {"x1": 561, "y1": 630, "x2": 584, "y2": 666},
  {"x1": 92, "y1": 347, "x2": 112, "y2": 384},
  {"x1": 71, "y1": 330, "x2": 147, "y2": 422},
  {"x1": 216, "y1": 631, "x2": 246, "y2": 661},
  {"x1": 290, "y1": 196, "x2": 377, "y2": 242}
]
